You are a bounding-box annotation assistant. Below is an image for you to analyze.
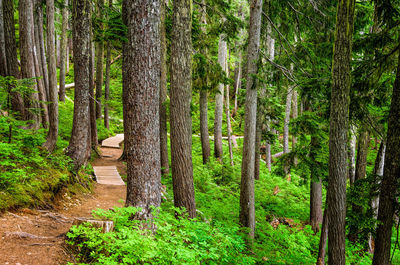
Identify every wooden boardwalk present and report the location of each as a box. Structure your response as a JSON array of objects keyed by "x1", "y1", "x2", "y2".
[
  {"x1": 93, "y1": 166, "x2": 125, "y2": 186},
  {"x1": 101, "y1": 133, "x2": 124, "y2": 148}
]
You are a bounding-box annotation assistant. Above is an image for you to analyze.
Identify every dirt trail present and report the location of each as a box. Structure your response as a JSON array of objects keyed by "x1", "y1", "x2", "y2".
[{"x1": 0, "y1": 146, "x2": 126, "y2": 265}]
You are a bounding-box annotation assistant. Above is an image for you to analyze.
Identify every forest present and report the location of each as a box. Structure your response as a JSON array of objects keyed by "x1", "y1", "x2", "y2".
[{"x1": 0, "y1": 0, "x2": 399, "y2": 264}]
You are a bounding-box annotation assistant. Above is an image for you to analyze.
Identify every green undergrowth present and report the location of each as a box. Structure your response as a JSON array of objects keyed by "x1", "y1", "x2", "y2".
[
  {"x1": 67, "y1": 206, "x2": 254, "y2": 265},
  {"x1": 0, "y1": 116, "x2": 93, "y2": 211}
]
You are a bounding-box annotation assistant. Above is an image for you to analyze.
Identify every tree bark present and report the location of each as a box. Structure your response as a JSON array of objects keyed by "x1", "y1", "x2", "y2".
[
  {"x1": 348, "y1": 125, "x2": 357, "y2": 185},
  {"x1": 0, "y1": 0, "x2": 6, "y2": 76},
  {"x1": 122, "y1": 0, "x2": 162, "y2": 219},
  {"x1": 355, "y1": 130, "x2": 369, "y2": 182},
  {"x1": 310, "y1": 136, "x2": 323, "y2": 233},
  {"x1": 159, "y1": 0, "x2": 169, "y2": 175},
  {"x1": 89, "y1": 36, "x2": 98, "y2": 148},
  {"x1": 95, "y1": 0, "x2": 104, "y2": 120},
  {"x1": 317, "y1": 206, "x2": 328, "y2": 265},
  {"x1": 291, "y1": 89, "x2": 298, "y2": 165},
  {"x1": 199, "y1": 0, "x2": 210, "y2": 165},
  {"x1": 170, "y1": 0, "x2": 196, "y2": 218},
  {"x1": 225, "y1": 59, "x2": 234, "y2": 166},
  {"x1": 372, "y1": 41, "x2": 400, "y2": 265},
  {"x1": 59, "y1": 0, "x2": 69, "y2": 102},
  {"x1": 239, "y1": 0, "x2": 263, "y2": 240},
  {"x1": 3, "y1": 0, "x2": 24, "y2": 115},
  {"x1": 369, "y1": 140, "x2": 386, "y2": 253},
  {"x1": 104, "y1": 0, "x2": 112, "y2": 129},
  {"x1": 35, "y1": 1, "x2": 49, "y2": 101},
  {"x1": 214, "y1": 35, "x2": 226, "y2": 161},
  {"x1": 283, "y1": 86, "x2": 292, "y2": 154},
  {"x1": 66, "y1": 0, "x2": 91, "y2": 170},
  {"x1": 43, "y1": 0, "x2": 59, "y2": 152},
  {"x1": 32, "y1": 6, "x2": 49, "y2": 128},
  {"x1": 327, "y1": 0, "x2": 355, "y2": 263},
  {"x1": 19, "y1": 0, "x2": 40, "y2": 128}
]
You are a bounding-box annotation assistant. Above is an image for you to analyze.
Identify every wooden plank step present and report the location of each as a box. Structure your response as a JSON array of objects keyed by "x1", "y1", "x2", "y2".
[
  {"x1": 93, "y1": 166, "x2": 125, "y2": 186},
  {"x1": 101, "y1": 134, "x2": 124, "y2": 149}
]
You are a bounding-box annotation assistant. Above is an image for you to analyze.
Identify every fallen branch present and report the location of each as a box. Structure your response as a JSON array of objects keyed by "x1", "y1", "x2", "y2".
[{"x1": 4, "y1": 231, "x2": 52, "y2": 239}]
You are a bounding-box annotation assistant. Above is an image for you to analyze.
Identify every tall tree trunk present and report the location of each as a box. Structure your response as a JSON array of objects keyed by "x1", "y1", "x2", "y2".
[
  {"x1": 43, "y1": 0, "x2": 59, "y2": 152},
  {"x1": 35, "y1": 1, "x2": 49, "y2": 101},
  {"x1": 199, "y1": 0, "x2": 210, "y2": 165},
  {"x1": 95, "y1": 0, "x2": 104, "y2": 119},
  {"x1": 3, "y1": 0, "x2": 24, "y2": 116},
  {"x1": 170, "y1": 0, "x2": 196, "y2": 218},
  {"x1": 327, "y1": 0, "x2": 355, "y2": 263},
  {"x1": 254, "y1": 87, "x2": 264, "y2": 180},
  {"x1": 232, "y1": 53, "x2": 242, "y2": 117},
  {"x1": 32, "y1": 8, "x2": 48, "y2": 128},
  {"x1": 283, "y1": 86, "x2": 292, "y2": 154},
  {"x1": 200, "y1": 89, "x2": 211, "y2": 164},
  {"x1": 225, "y1": 60, "x2": 234, "y2": 166},
  {"x1": 355, "y1": 130, "x2": 369, "y2": 182},
  {"x1": 66, "y1": 0, "x2": 91, "y2": 170},
  {"x1": 291, "y1": 89, "x2": 298, "y2": 165},
  {"x1": 317, "y1": 206, "x2": 328, "y2": 265},
  {"x1": 104, "y1": 0, "x2": 112, "y2": 129},
  {"x1": 122, "y1": 0, "x2": 161, "y2": 219},
  {"x1": 239, "y1": 0, "x2": 263, "y2": 240},
  {"x1": 310, "y1": 135, "x2": 323, "y2": 233},
  {"x1": 214, "y1": 35, "x2": 226, "y2": 161},
  {"x1": 19, "y1": 0, "x2": 40, "y2": 128},
  {"x1": 372, "y1": 42, "x2": 400, "y2": 265},
  {"x1": 0, "y1": 0, "x2": 6, "y2": 76},
  {"x1": 348, "y1": 125, "x2": 357, "y2": 185},
  {"x1": 265, "y1": 121, "x2": 272, "y2": 172},
  {"x1": 89, "y1": 37, "x2": 98, "y2": 148},
  {"x1": 369, "y1": 140, "x2": 386, "y2": 253},
  {"x1": 159, "y1": 0, "x2": 169, "y2": 175},
  {"x1": 59, "y1": 0, "x2": 69, "y2": 102}
]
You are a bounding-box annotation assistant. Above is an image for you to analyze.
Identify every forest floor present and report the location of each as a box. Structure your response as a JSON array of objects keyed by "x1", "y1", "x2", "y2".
[{"x1": 0, "y1": 146, "x2": 126, "y2": 265}]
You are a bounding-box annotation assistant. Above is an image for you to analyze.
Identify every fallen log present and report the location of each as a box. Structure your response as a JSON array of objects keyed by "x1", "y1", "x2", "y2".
[{"x1": 72, "y1": 218, "x2": 114, "y2": 233}]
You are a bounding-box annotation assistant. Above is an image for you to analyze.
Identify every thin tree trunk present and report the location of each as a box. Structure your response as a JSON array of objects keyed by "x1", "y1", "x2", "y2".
[
  {"x1": 317, "y1": 206, "x2": 328, "y2": 265},
  {"x1": 104, "y1": 0, "x2": 112, "y2": 129},
  {"x1": 67, "y1": 0, "x2": 91, "y2": 170},
  {"x1": 170, "y1": 0, "x2": 196, "y2": 218},
  {"x1": 348, "y1": 125, "x2": 357, "y2": 185},
  {"x1": 89, "y1": 38, "x2": 98, "y2": 148},
  {"x1": 43, "y1": 0, "x2": 59, "y2": 151},
  {"x1": 327, "y1": 0, "x2": 355, "y2": 263},
  {"x1": 254, "y1": 87, "x2": 264, "y2": 180},
  {"x1": 225, "y1": 62, "x2": 234, "y2": 166},
  {"x1": 372, "y1": 40, "x2": 400, "y2": 265},
  {"x1": 36, "y1": 2, "x2": 49, "y2": 101},
  {"x1": 122, "y1": 0, "x2": 161, "y2": 220},
  {"x1": 199, "y1": 0, "x2": 210, "y2": 165},
  {"x1": 266, "y1": 121, "x2": 272, "y2": 172},
  {"x1": 159, "y1": 0, "x2": 169, "y2": 175},
  {"x1": 369, "y1": 140, "x2": 386, "y2": 253},
  {"x1": 59, "y1": 0, "x2": 69, "y2": 102},
  {"x1": 233, "y1": 53, "x2": 242, "y2": 117},
  {"x1": 0, "y1": 0, "x2": 6, "y2": 76},
  {"x1": 310, "y1": 135, "x2": 323, "y2": 233},
  {"x1": 95, "y1": 0, "x2": 104, "y2": 120},
  {"x1": 19, "y1": 0, "x2": 40, "y2": 128},
  {"x1": 3, "y1": 0, "x2": 24, "y2": 116},
  {"x1": 32, "y1": 10, "x2": 48, "y2": 128},
  {"x1": 214, "y1": 35, "x2": 226, "y2": 161},
  {"x1": 283, "y1": 86, "x2": 292, "y2": 154},
  {"x1": 291, "y1": 89, "x2": 298, "y2": 165},
  {"x1": 239, "y1": 0, "x2": 263, "y2": 240},
  {"x1": 200, "y1": 89, "x2": 211, "y2": 164}
]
